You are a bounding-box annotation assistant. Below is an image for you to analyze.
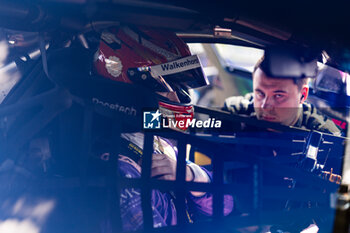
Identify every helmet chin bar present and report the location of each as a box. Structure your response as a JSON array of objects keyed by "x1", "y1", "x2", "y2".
[
  {"x1": 171, "y1": 83, "x2": 192, "y2": 104},
  {"x1": 156, "y1": 91, "x2": 181, "y2": 103}
]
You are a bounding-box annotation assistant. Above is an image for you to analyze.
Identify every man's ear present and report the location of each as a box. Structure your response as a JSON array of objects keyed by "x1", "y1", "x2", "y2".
[{"x1": 300, "y1": 85, "x2": 309, "y2": 104}]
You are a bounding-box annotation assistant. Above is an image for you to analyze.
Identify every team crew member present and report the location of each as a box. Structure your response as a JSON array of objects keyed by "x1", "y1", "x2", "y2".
[
  {"x1": 223, "y1": 54, "x2": 342, "y2": 233},
  {"x1": 224, "y1": 56, "x2": 341, "y2": 136}
]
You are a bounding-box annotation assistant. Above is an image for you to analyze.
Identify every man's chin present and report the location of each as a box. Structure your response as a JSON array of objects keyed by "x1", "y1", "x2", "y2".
[{"x1": 258, "y1": 117, "x2": 294, "y2": 128}]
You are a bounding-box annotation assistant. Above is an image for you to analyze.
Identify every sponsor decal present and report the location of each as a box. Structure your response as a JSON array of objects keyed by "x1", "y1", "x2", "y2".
[
  {"x1": 105, "y1": 56, "x2": 123, "y2": 77},
  {"x1": 150, "y1": 55, "x2": 201, "y2": 76},
  {"x1": 101, "y1": 30, "x2": 121, "y2": 45},
  {"x1": 92, "y1": 98, "x2": 137, "y2": 116}
]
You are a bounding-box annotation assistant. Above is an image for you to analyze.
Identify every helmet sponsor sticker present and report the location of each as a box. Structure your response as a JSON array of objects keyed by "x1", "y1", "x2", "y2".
[
  {"x1": 101, "y1": 30, "x2": 121, "y2": 45},
  {"x1": 105, "y1": 56, "x2": 123, "y2": 77},
  {"x1": 149, "y1": 55, "x2": 201, "y2": 76},
  {"x1": 92, "y1": 98, "x2": 137, "y2": 116}
]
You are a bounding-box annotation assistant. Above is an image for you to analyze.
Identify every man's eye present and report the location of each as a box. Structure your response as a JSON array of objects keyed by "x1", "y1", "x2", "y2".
[
  {"x1": 255, "y1": 91, "x2": 264, "y2": 99},
  {"x1": 274, "y1": 94, "x2": 286, "y2": 100}
]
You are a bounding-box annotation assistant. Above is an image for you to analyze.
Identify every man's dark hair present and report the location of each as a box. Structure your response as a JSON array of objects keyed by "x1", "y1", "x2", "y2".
[{"x1": 253, "y1": 55, "x2": 309, "y2": 90}]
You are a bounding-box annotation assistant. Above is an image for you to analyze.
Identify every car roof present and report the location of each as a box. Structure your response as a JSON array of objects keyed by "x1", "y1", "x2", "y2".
[{"x1": 1, "y1": 0, "x2": 349, "y2": 71}]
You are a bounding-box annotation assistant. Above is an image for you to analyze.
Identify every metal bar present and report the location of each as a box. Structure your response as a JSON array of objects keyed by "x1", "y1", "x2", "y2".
[
  {"x1": 194, "y1": 105, "x2": 310, "y2": 133},
  {"x1": 78, "y1": 107, "x2": 93, "y2": 185},
  {"x1": 109, "y1": 122, "x2": 122, "y2": 232},
  {"x1": 212, "y1": 148, "x2": 224, "y2": 219},
  {"x1": 140, "y1": 132, "x2": 154, "y2": 230},
  {"x1": 174, "y1": 138, "x2": 188, "y2": 225}
]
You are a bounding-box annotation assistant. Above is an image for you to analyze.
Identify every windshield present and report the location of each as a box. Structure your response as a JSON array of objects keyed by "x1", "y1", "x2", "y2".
[{"x1": 214, "y1": 43, "x2": 264, "y2": 73}]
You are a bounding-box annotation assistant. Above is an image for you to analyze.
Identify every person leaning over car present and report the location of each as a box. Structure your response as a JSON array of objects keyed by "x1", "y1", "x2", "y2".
[
  {"x1": 223, "y1": 56, "x2": 341, "y2": 136},
  {"x1": 223, "y1": 55, "x2": 342, "y2": 232}
]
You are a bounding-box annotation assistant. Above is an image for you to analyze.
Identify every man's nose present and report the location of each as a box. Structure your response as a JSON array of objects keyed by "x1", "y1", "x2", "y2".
[{"x1": 261, "y1": 96, "x2": 274, "y2": 109}]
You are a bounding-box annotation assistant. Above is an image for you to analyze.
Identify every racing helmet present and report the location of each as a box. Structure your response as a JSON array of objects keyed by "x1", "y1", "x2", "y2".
[{"x1": 93, "y1": 26, "x2": 209, "y2": 130}]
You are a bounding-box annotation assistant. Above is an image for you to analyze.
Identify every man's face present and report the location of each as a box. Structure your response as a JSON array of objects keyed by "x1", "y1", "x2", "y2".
[{"x1": 253, "y1": 68, "x2": 307, "y2": 126}]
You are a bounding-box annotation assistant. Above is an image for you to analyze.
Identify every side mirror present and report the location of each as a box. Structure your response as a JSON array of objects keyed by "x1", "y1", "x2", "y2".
[{"x1": 263, "y1": 46, "x2": 319, "y2": 79}]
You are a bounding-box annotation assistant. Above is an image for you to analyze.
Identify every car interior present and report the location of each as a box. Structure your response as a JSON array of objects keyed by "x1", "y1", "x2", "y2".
[{"x1": 0, "y1": 1, "x2": 349, "y2": 233}]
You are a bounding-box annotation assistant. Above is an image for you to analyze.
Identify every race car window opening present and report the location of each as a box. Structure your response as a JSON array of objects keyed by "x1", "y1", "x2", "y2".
[
  {"x1": 187, "y1": 42, "x2": 262, "y2": 107},
  {"x1": 187, "y1": 42, "x2": 349, "y2": 136}
]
